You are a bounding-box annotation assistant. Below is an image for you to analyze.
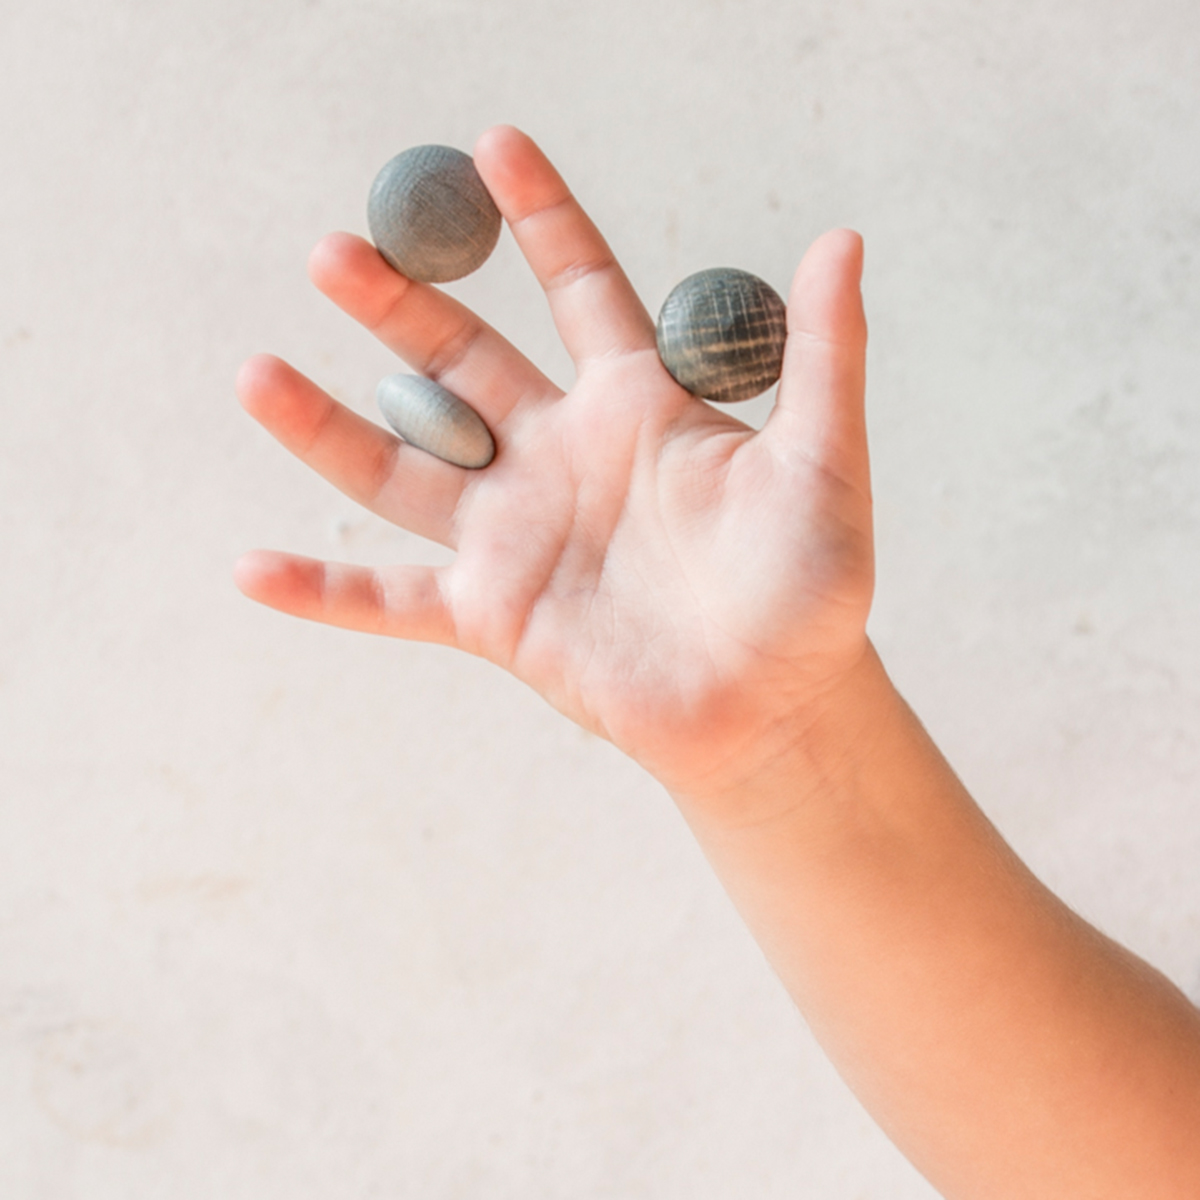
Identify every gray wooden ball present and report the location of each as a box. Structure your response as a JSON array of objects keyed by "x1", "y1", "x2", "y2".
[
  {"x1": 377, "y1": 373, "x2": 495, "y2": 469},
  {"x1": 367, "y1": 145, "x2": 502, "y2": 284},
  {"x1": 655, "y1": 268, "x2": 788, "y2": 403}
]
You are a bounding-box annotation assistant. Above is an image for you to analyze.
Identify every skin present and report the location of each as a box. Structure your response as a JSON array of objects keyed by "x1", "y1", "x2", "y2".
[{"x1": 236, "y1": 125, "x2": 1200, "y2": 1198}]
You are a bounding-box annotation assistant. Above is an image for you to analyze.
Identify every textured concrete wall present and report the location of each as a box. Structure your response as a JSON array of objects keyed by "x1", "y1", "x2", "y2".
[{"x1": 2, "y1": 2, "x2": 1198, "y2": 1196}]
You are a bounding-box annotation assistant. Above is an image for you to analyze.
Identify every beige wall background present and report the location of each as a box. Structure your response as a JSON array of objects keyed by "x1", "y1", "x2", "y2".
[{"x1": 2, "y1": 1, "x2": 1199, "y2": 1195}]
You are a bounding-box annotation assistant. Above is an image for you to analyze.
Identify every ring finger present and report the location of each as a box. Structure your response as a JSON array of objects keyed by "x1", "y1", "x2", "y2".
[{"x1": 237, "y1": 353, "x2": 471, "y2": 547}]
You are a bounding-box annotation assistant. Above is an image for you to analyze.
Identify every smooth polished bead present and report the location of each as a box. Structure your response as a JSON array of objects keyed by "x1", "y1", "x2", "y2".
[{"x1": 376, "y1": 373, "x2": 495, "y2": 469}]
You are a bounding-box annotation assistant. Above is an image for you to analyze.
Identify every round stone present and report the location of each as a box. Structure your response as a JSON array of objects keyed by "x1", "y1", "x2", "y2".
[
  {"x1": 367, "y1": 145, "x2": 502, "y2": 283},
  {"x1": 655, "y1": 268, "x2": 788, "y2": 403},
  {"x1": 376, "y1": 373, "x2": 495, "y2": 469}
]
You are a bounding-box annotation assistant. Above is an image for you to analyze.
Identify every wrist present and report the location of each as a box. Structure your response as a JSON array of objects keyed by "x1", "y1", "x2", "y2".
[{"x1": 663, "y1": 639, "x2": 899, "y2": 833}]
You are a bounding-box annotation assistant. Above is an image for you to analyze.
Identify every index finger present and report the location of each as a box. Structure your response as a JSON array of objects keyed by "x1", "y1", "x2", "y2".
[{"x1": 473, "y1": 126, "x2": 656, "y2": 366}]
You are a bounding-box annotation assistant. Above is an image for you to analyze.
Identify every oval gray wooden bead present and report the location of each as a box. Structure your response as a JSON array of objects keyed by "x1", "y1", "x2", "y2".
[
  {"x1": 368, "y1": 145, "x2": 502, "y2": 283},
  {"x1": 655, "y1": 268, "x2": 788, "y2": 403},
  {"x1": 376, "y1": 373, "x2": 495, "y2": 469}
]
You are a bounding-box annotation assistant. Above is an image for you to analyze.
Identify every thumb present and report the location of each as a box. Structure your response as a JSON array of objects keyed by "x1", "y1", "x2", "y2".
[{"x1": 764, "y1": 228, "x2": 869, "y2": 497}]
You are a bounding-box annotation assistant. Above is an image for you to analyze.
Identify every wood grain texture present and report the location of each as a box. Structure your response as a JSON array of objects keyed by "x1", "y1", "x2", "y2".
[
  {"x1": 367, "y1": 145, "x2": 502, "y2": 284},
  {"x1": 655, "y1": 267, "x2": 788, "y2": 403},
  {"x1": 376, "y1": 373, "x2": 496, "y2": 469}
]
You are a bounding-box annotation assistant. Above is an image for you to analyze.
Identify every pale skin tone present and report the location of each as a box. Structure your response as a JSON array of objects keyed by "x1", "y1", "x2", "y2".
[{"x1": 236, "y1": 125, "x2": 1200, "y2": 1197}]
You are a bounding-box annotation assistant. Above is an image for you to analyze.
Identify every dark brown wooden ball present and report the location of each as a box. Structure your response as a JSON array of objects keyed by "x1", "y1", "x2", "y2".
[
  {"x1": 367, "y1": 145, "x2": 502, "y2": 284},
  {"x1": 655, "y1": 268, "x2": 788, "y2": 403}
]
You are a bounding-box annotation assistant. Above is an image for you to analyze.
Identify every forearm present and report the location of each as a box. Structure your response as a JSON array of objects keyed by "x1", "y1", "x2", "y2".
[{"x1": 674, "y1": 644, "x2": 1200, "y2": 1199}]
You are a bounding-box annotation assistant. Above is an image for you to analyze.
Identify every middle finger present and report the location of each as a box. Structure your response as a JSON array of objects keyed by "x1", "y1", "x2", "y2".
[{"x1": 308, "y1": 231, "x2": 561, "y2": 426}]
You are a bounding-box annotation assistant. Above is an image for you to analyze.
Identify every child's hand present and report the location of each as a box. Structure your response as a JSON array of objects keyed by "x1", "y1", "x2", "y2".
[
  {"x1": 236, "y1": 129, "x2": 1200, "y2": 1198},
  {"x1": 235, "y1": 126, "x2": 871, "y2": 800}
]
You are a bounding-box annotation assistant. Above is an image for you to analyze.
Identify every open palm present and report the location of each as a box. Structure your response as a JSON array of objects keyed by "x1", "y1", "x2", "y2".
[{"x1": 236, "y1": 126, "x2": 873, "y2": 794}]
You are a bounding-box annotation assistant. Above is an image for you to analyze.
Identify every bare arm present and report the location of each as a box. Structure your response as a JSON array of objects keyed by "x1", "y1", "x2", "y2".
[
  {"x1": 235, "y1": 125, "x2": 1200, "y2": 1197},
  {"x1": 677, "y1": 645, "x2": 1200, "y2": 1198}
]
